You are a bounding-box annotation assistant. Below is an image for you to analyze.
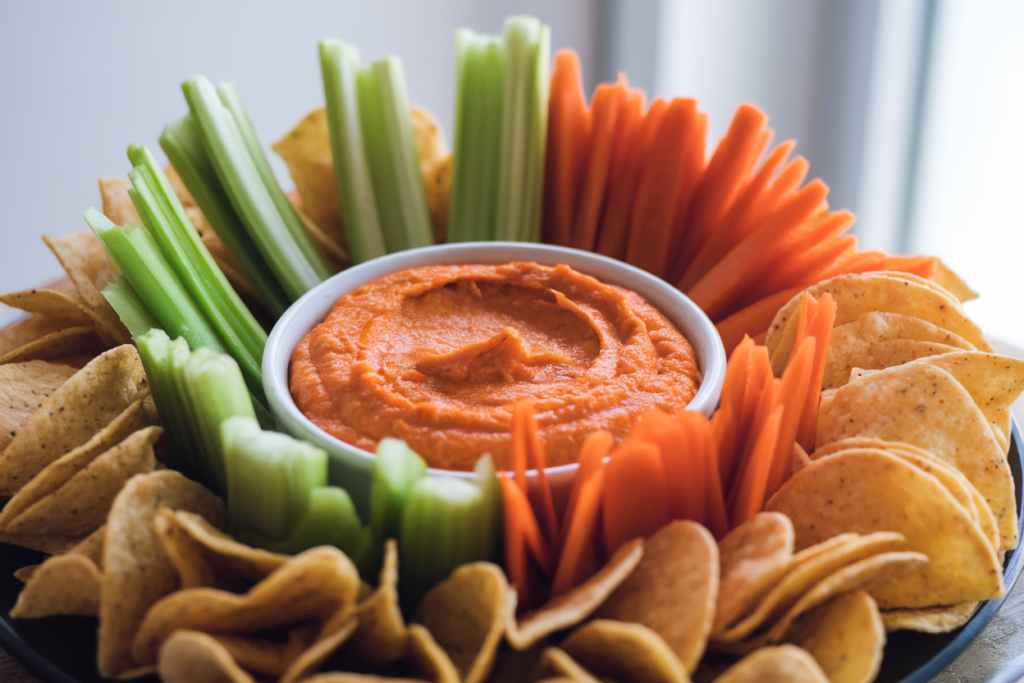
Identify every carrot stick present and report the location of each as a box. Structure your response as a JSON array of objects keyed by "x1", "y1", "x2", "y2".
[
  {"x1": 719, "y1": 336, "x2": 755, "y2": 424},
  {"x1": 502, "y1": 475, "x2": 552, "y2": 608},
  {"x1": 765, "y1": 336, "x2": 815, "y2": 499},
  {"x1": 715, "y1": 287, "x2": 803, "y2": 355},
  {"x1": 559, "y1": 430, "x2": 614, "y2": 543},
  {"x1": 513, "y1": 400, "x2": 559, "y2": 549},
  {"x1": 712, "y1": 408, "x2": 740, "y2": 496},
  {"x1": 730, "y1": 372, "x2": 778, "y2": 506},
  {"x1": 729, "y1": 405, "x2": 783, "y2": 528},
  {"x1": 542, "y1": 50, "x2": 592, "y2": 247},
  {"x1": 572, "y1": 79, "x2": 627, "y2": 252},
  {"x1": 550, "y1": 463, "x2": 606, "y2": 596},
  {"x1": 629, "y1": 409, "x2": 701, "y2": 523},
  {"x1": 671, "y1": 104, "x2": 769, "y2": 280},
  {"x1": 788, "y1": 235, "x2": 859, "y2": 289},
  {"x1": 601, "y1": 441, "x2": 671, "y2": 555},
  {"x1": 685, "y1": 178, "x2": 830, "y2": 321},
  {"x1": 794, "y1": 293, "x2": 837, "y2": 451},
  {"x1": 595, "y1": 98, "x2": 667, "y2": 260},
  {"x1": 873, "y1": 255, "x2": 940, "y2": 279},
  {"x1": 814, "y1": 249, "x2": 889, "y2": 280},
  {"x1": 703, "y1": 415, "x2": 730, "y2": 540},
  {"x1": 674, "y1": 410, "x2": 711, "y2": 526},
  {"x1": 677, "y1": 141, "x2": 795, "y2": 291},
  {"x1": 625, "y1": 99, "x2": 700, "y2": 278}
]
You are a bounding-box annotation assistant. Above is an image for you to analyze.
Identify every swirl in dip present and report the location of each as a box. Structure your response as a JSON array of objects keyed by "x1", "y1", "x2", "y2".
[{"x1": 289, "y1": 262, "x2": 701, "y2": 471}]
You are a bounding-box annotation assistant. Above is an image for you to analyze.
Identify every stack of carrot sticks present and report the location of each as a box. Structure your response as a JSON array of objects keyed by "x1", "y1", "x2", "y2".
[
  {"x1": 542, "y1": 50, "x2": 939, "y2": 354},
  {"x1": 502, "y1": 293, "x2": 836, "y2": 606}
]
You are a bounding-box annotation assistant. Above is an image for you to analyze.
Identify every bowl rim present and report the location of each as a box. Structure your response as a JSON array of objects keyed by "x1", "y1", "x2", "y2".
[{"x1": 263, "y1": 241, "x2": 727, "y2": 481}]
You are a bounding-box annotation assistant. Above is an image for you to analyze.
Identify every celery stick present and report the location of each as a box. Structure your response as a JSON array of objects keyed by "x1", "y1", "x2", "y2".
[
  {"x1": 161, "y1": 114, "x2": 291, "y2": 317},
  {"x1": 102, "y1": 274, "x2": 160, "y2": 338},
  {"x1": 495, "y1": 16, "x2": 551, "y2": 242},
  {"x1": 222, "y1": 416, "x2": 328, "y2": 540},
  {"x1": 183, "y1": 76, "x2": 328, "y2": 300},
  {"x1": 251, "y1": 486, "x2": 366, "y2": 559},
  {"x1": 367, "y1": 438, "x2": 427, "y2": 575},
  {"x1": 473, "y1": 454, "x2": 504, "y2": 561},
  {"x1": 86, "y1": 210, "x2": 225, "y2": 354},
  {"x1": 320, "y1": 39, "x2": 387, "y2": 264},
  {"x1": 126, "y1": 146, "x2": 265, "y2": 383},
  {"x1": 184, "y1": 348, "x2": 257, "y2": 495},
  {"x1": 216, "y1": 83, "x2": 332, "y2": 278},
  {"x1": 448, "y1": 30, "x2": 505, "y2": 242},
  {"x1": 357, "y1": 57, "x2": 434, "y2": 253}
]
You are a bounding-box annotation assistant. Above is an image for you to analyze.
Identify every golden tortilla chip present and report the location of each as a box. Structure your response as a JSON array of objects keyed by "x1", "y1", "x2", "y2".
[
  {"x1": 423, "y1": 154, "x2": 451, "y2": 244},
  {"x1": 99, "y1": 470, "x2": 226, "y2": 678},
  {"x1": 9, "y1": 553, "x2": 103, "y2": 618},
  {"x1": 931, "y1": 260, "x2": 978, "y2": 302},
  {"x1": 414, "y1": 562, "x2": 510, "y2": 683},
  {"x1": 538, "y1": 647, "x2": 602, "y2": 683},
  {"x1": 766, "y1": 448, "x2": 1003, "y2": 609},
  {"x1": 823, "y1": 337, "x2": 962, "y2": 391},
  {"x1": 0, "y1": 289, "x2": 90, "y2": 324},
  {"x1": 208, "y1": 627, "x2": 318, "y2": 679},
  {"x1": 132, "y1": 546, "x2": 360, "y2": 667},
  {"x1": 561, "y1": 619, "x2": 688, "y2": 683},
  {"x1": 405, "y1": 623, "x2": 460, "y2": 683},
  {"x1": 3, "y1": 425, "x2": 160, "y2": 539},
  {"x1": 881, "y1": 601, "x2": 980, "y2": 634},
  {"x1": 507, "y1": 538, "x2": 643, "y2": 650},
  {"x1": 43, "y1": 231, "x2": 131, "y2": 347},
  {"x1": 411, "y1": 105, "x2": 449, "y2": 173},
  {"x1": 0, "y1": 315, "x2": 85, "y2": 358},
  {"x1": 784, "y1": 590, "x2": 885, "y2": 683},
  {"x1": 714, "y1": 512, "x2": 794, "y2": 634},
  {"x1": 0, "y1": 345, "x2": 149, "y2": 495},
  {"x1": 596, "y1": 522, "x2": 717, "y2": 673},
  {"x1": 158, "y1": 630, "x2": 257, "y2": 683},
  {"x1": 0, "y1": 360, "x2": 77, "y2": 452},
  {"x1": 154, "y1": 509, "x2": 289, "y2": 591},
  {"x1": 277, "y1": 618, "x2": 360, "y2": 683},
  {"x1": 816, "y1": 362, "x2": 1017, "y2": 550},
  {"x1": 0, "y1": 325, "x2": 103, "y2": 366},
  {"x1": 712, "y1": 644, "x2": 828, "y2": 683},
  {"x1": 99, "y1": 177, "x2": 143, "y2": 227}
]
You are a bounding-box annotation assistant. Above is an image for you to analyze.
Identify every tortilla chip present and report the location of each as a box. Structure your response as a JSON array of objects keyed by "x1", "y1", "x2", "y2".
[
  {"x1": 816, "y1": 363, "x2": 1017, "y2": 550},
  {"x1": 931, "y1": 260, "x2": 978, "y2": 302},
  {"x1": 0, "y1": 315, "x2": 86, "y2": 358},
  {"x1": 712, "y1": 645, "x2": 829, "y2": 683},
  {"x1": 0, "y1": 360, "x2": 77, "y2": 452},
  {"x1": 0, "y1": 344, "x2": 149, "y2": 495},
  {"x1": 766, "y1": 448, "x2": 1003, "y2": 608},
  {"x1": 3, "y1": 425, "x2": 160, "y2": 538},
  {"x1": 0, "y1": 289, "x2": 90, "y2": 324},
  {"x1": 158, "y1": 630, "x2": 257, "y2": 683},
  {"x1": 596, "y1": 522, "x2": 717, "y2": 673},
  {"x1": 823, "y1": 338, "x2": 962, "y2": 391},
  {"x1": 131, "y1": 546, "x2": 360, "y2": 667},
  {"x1": 423, "y1": 154, "x2": 451, "y2": 244},
  {"x1": 881, "y1": 601, "x2": 980, "y2": 633},
  {"x1": 784, "y1": 590, "x2": 885, "y2": 683},
  {"x1": 43, "y1": 231, "x2": 131, "y2": 347},
  {"x1": 0, "y1": 325, "x2": 104, "y2": 366},
  {"x1": 9, "y1": 553, "x2": 103, "y2": 618},
  {"x1": 277, "y1": 618, "x2": 360, "y2": 683},
  {"x1": 99, "y1": 177, "x2": 143, "y2": 227},
  {"x1": 405, "y1": 623, "x2": 460, "y2": 683},
  {"x1": 411, "y1": 106, "x2": 449, "y2": 172},
  {"x1": 538, "y1": 647, "x2": 602, "y2": 683},
  {"x1": 99, "y1": 470, "x2": 226, "y2": 678},
  {"x1": 714, "y1": 512, "x2": 794, "y2": 634},
  {"x1": 507, "y1": 538, "x2": 643, "y2": 650},
  {"x1": 414, "y1": 562, "x2": 510, "y2": 683},
  {"x1": 561, "y1": 619, "x2": 688, "y2": 683}
]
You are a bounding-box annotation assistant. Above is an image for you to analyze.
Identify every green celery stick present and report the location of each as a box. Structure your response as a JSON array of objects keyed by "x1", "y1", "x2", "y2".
[
  {"x1": 222, "y1": 416, "x2": 328, "y2": 540},
  {"x1": 357, "y1": 57, "x2": 434, "y2": 253},
  {"x1": 184, "y1": 348, "x2": 257, "y2": 495},
  {"x1": 251, "y1": 486, "x2": 366, "y2": 559},
  {"x1": 473, "y1": 454, "x2": 504, "y2": 561},
  {"x1": 495, "y1": 16, "x2": 551, "y2": 242},
  {"x1": 320, "y1": 39, "x2": 387, "y2": 264},
  {"x1": 102, "y1": 274, "x2": 160, "y2": 338},
  {"x1": 448, "y1": 30, "x2": 505, "y2": 242},
  {"x1": 161, "y1": 114, "x2": 291, "y2": 317},
  {"x1": 183, "y1": 76, "x2": 328, "y2": 300},
  {"x1": 126, "y1": 146, "x2": 265, "y2": 378},
  {"x1": 216, "y1": 82, "x2": 331, "y2": 278},
  {"x1": 365, "y1": 438, "x2": 427, "y2": 577},
  {"x1": 86, "y1": 210, "x2": 225, "y2": 354}
]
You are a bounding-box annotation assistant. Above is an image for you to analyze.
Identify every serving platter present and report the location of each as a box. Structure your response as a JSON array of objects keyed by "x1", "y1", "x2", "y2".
[{"x1": 0, "y1": 420, "x2": 1020, "y2": 683}]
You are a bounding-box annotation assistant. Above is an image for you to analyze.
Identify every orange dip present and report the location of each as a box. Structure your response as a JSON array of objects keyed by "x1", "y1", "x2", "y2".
[{"x1": 289, "y1": 262, "x2": 701, "y2": 471}]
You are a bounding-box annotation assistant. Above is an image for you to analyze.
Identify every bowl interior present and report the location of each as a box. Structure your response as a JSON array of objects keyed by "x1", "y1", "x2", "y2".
[{"x1": 264, "y1": 242, "x2": 726, "y2": 514}]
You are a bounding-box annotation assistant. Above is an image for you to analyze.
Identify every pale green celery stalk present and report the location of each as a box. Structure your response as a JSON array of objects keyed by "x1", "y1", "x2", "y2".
[
  {"x1": 320, "y1": 39, "x2": 387, "y2": 264},
  {"x1": 252, "y1": 486, "x2": 368, "y2": 560},
  {"x1": 161, "y1": 114, "x2": 291, "y2": 317},
  {"x1": 398, "y1": 456, "x2": 501, "y2": 607},
  {"x1": 495, "y1": 16, "x2": 551, "y2": 243},
  {"x1": 364, "y1": 438, "x2": 426, "y2": 577},
  {"x1": 183, "y1": 76, "x2": 327, "y2": 300},
  {"x1": 356, "y1": 58, "x2": 434, "y2": 252},
  {"x1": 125, "y1": 145, "x2": 265, "y2": 395},
  {"x1": 85, "y1": 210, "x2": 225, "y2": 354},
  {"x1": 135, "y1": 330, "x2": 207, "y2": 484},
  {"x1": 184, "y1": 348, "x2": 257, "y2": 496},
  {"x1": 102, "y1": 274, "x2": 161, "y2": 338},
  {"x1": 447, "y1": 30, "x2": 505, "y2": 242},
  {"x1": 222, "y1": 416, "x2": 328, "y2": 540},
  {"x1": 216, "y1": 83, "x2": 331, "y2": 277}
]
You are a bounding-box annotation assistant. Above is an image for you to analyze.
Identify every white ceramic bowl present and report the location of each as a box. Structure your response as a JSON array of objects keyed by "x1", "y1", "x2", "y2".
[{"x1": 263, "y1": 242, "x2": 726, "y2": 515}]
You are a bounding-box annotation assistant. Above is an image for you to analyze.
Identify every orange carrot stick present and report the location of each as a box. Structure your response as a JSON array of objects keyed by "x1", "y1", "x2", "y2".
[
  {"x1": 712, "y1": 407, "x2": 740, "y2": 497},
  {"x1": 572, "y1": 79, "x2": 627, "y2": 252},
  {"x1": 814, "y1": 249, "x2": 889, "y2": 280},
  {"x1": 674, "y1": 410, "x2": 712, "y2": 526},
  {"x1": 625, "y1": 99, "x2": 700, "y2": 278},
  {"x1": 719, "y1": 336, "x2": 755, "y2": 423},
  {"x1": 601, "y1": 441, "x2": 671, "y2": 555},
  {"x1": 542, "y1": 50, "x2": 592, "y2": 247},
  {"x1": 513, "y1": 400, "x2": 559, "y2": 549},
  {"x1": 703, "y1": 415, "x2": 731, "y2": 540},
  {"x1": 765, "y1": 336, "x2": 815, "y2": 499},
  {"x1": 595, "y1": 98, "x2": 667, "y2": 260},
  {"x1": 560, "y1": 430, "x2": 614, "y2": 542},
  {"x1": 729, "y1": 405, "x2": 783, "y2": 528},
  {"x1": 873, "y1": 255, "x2": 940, "y2": 279},
  {"x1": 502, "y1": 475, "x2": 552, "y2": 608},
  {"x1": 715, "y1": 287, "x2": 803, "y2": 355},
  {"x1": 550, "y1": 463, "x2": 607, "y2": 596},
  {"x1": 794, "y1": 293, "x2": 837, "y2": 451}
]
